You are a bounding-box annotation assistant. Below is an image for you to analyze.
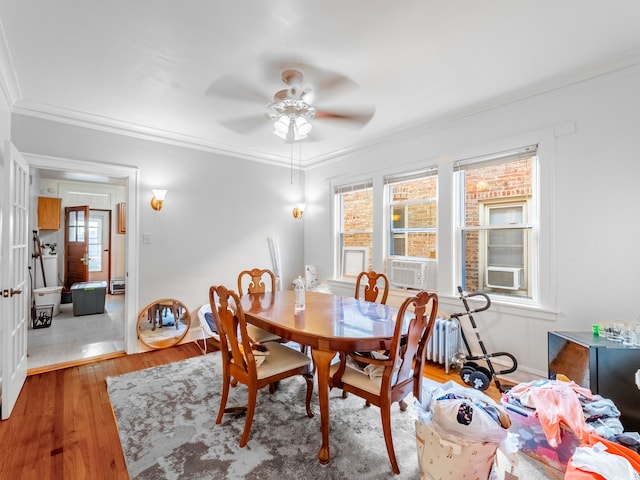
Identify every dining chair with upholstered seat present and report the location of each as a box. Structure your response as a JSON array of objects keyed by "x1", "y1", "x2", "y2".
[
  {"x1": 210, "y1": 284, "x2": 314, "y2": 447},
  {"x1": 348, "y1": 270, "x2": 391, "y2": 387},
  {"x1": 237, "y1": 268, "x2": 283, "y2": 344},
  {"x1": 355, "y1": 270, "x2": 389, "y2": 305},
  {"x1": 330, "y1": 290, "x2": 439, "y2": 474}
]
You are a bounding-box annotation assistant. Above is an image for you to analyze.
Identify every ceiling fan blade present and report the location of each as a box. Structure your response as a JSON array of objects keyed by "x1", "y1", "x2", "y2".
[
  {"x1": 205, "y1": 74, "x2": 269, "y2": 105},
  {"x1": 315, "y1": 106, "x2": 376, "y2": 128},
  {"x1": 217, "y1": 113, "x2": 269, "y2": 134}
]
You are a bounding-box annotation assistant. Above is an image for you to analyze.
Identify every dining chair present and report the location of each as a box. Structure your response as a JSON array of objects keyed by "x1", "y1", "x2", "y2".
[
  {"x1": 210, "y1": 284, "x2": 314, "y2": 448},
  {"x1": 348, "y1": 270, "x2": 391, "y2": 381},
  {"x1": 330, "y1": 290, "x2": 439, "y2": 474},
  {"x1": 354, "y1": 270, "x2": 389, "y2": 305},
  {"x1": 237, "y1": 268, "x2": 283, "y2": 344}
]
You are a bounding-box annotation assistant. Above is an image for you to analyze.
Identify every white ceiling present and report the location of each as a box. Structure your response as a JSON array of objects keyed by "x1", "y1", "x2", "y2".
[{"x1": 1, "y1": 1, "x2": 640, "y2": 168}]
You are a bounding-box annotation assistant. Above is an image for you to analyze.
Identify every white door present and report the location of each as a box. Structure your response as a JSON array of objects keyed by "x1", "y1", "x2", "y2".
[{"x1": 1, "y1": 142, "x2": 29, "y2": 419}]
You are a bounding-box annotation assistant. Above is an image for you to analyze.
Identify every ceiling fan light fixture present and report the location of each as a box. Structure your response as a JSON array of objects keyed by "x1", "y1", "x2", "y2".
[
  {"x1": 295, "y1": 116, "x2": 312, "y2": 136},
  {"x1": 273, "y1": 115, "x2": 291, "y2": 139}
]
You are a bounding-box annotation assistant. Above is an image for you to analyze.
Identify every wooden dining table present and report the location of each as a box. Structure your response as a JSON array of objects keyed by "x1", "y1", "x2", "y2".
[{"x1": 240, "y1": 290, "x2": 408, "y2": 466}]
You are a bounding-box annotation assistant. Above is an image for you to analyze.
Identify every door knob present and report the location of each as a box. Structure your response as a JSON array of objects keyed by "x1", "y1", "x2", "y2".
[{"x1": 2, "y1": 288, "x2": 22, "y2": 297}]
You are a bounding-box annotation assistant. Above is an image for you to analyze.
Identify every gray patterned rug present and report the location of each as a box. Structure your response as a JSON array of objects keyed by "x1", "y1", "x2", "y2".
[{"x1": 106, "y1": 353, "x2": 561, "y2": 479}]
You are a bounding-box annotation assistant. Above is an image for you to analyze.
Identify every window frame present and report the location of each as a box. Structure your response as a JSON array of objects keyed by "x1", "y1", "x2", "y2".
[
  {"x1": 385, "y1": 168, "x2": 438, "y2": 262},
  {"x1": 454, "y1": 145, "x2": 538, "y2": 300},
  {"x1": 328, "y1": 130, "x2": 556, "y2": 312},
  {"x1": 334, "y1": 180, "x2": 374, "y2": 279}
]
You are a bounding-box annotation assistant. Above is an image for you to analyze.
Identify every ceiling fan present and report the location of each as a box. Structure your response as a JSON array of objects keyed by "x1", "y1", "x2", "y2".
[{"x1": 206, "y1": 60, "x2": 375, "y2": 143}]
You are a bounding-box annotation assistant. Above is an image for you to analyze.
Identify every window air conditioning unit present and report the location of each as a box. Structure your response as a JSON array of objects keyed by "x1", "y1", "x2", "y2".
[
  {"x1": 387, "y1": 259, "x2": 429, "y2": 290},
  {"x1": 486, "y1": 267, "x2": 522, "y2": 290}
]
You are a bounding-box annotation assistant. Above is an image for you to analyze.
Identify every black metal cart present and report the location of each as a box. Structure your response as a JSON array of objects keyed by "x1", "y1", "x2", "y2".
[{"x1": 449, "y1": 285, "x2": 518, "y2": 392}]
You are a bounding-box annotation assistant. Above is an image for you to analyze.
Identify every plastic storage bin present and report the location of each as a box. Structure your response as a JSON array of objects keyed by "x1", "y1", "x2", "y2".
[
  {"x1": 501, "y1": 401, "x2": 579, "y2": 471},
  {"x1": 71, "y1": 281, "x2": 107, "y2": 316}
]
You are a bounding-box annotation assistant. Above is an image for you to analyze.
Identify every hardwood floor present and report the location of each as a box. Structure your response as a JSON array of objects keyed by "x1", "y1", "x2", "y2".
[{"x1": 0, "y1": 340, "x2": 503, "y2": 480}]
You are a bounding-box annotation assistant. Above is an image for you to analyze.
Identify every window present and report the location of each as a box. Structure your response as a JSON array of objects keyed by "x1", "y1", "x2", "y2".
[
  {"x1": 88, "y1": 216, "x2": 103, "y2": 272},
  {"x1": 385, "y1": 169, "x2": 437, "y2": 260},
  {"x1": 455, "y1": 146, "x2": 537, "y2": 299},
  {"x1": 335, "y1": 181, "x2": 373, "y2": 277}
]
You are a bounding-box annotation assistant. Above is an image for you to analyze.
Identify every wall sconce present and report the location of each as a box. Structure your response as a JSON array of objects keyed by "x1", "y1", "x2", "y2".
[
  {"x1": 292, "y1": 203, "x2": 306, "y2": 220},
  {"x1": 150, "y1": 189, "x2": 167, "y2": 211}
]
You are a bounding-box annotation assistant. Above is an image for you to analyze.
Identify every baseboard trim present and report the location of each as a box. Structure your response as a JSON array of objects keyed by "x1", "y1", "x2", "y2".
[{"x1": 27, "y1": 350, "x2": 127, "y2": 376}]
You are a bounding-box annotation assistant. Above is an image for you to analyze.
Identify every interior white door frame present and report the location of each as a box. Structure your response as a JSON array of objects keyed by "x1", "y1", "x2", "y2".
[
  {"x1": 24, "y1": 152, "x2": 140, "y2": 354},
  {"x1": 1, "y1": 142, "x2": 29, "y2": 419}
]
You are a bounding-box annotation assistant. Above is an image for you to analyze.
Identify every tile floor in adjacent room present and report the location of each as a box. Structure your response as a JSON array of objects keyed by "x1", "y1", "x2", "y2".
[{"x1": 27, "y1": 294, "x2": 125, "y2": 371}]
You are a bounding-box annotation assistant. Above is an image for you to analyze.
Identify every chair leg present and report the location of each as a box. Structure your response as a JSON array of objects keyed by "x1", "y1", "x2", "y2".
[
  {"x1": 239, "y1": 387, "x2": 257, "y2": 447},
  {"x1": 380, "y1": 405, "x2": 400, "y2": 474},
  {"x1": 342, "y1": 390, "x2": 348, "y2": 399},
  {"x1": 303, "y1": 373, "x2": 314, "y2": 418},
  {"x1": 216, "y1": 373, "x2": 231, "y2": 425}
]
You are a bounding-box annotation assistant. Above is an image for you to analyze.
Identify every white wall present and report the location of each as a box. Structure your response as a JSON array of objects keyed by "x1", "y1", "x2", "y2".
[
  {"x1": 304, "y1": 65, "x2": 640, "y2": 378},
  {"x1": 10, "y1": 116, "x2": 306, "y2": 348},
  {"x1": 7, "y1": 66, "x2": 640, "y2": 376}
]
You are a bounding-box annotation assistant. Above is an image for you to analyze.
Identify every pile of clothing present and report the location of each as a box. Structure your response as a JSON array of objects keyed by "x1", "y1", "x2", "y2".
[{"x1": 502, "y1": 379, "x2": 640, "y2": 479}]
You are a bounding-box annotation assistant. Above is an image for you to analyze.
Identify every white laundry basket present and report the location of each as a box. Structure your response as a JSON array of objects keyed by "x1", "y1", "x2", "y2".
[{"x1": 33, "y1": 285, "x2": 63, "y2": 316}]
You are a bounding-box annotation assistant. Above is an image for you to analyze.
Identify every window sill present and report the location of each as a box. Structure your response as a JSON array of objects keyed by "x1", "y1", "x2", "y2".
[{"x1": 325, "y1": 278, "x2": 558, "y2": 322}]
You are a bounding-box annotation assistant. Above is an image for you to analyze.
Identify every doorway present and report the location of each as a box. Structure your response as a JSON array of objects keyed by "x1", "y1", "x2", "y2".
[{"x1": 23, "y1": 154, "x2": 139, "y2": 372}]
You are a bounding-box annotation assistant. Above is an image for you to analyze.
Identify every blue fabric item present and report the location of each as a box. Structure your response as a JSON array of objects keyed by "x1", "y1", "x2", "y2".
[{"x1": 204, "y1": 312, "x2": 217, "y2": 333}]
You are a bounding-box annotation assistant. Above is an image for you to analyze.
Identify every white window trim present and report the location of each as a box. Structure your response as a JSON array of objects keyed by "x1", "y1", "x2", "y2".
[
  {"x1": 449, "y1": 130, "x2": 556, "y2": 309},
  {"x1": 328, "y1": 128, "x2": 557, "y2": 313}
]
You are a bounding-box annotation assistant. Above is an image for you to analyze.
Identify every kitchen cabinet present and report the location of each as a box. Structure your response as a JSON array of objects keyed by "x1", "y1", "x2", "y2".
[{"x1": 37, "y1": 197, "x2": 62, "y2": 230}]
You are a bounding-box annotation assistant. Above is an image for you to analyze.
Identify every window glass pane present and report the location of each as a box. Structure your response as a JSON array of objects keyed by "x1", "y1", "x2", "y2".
[
  {"x1": 461, "y1": 157, "x2": 532, "y2": 227},
  {"x1": 77, "y1": 211, "x2": 85, "y2": 242},
  {"x1": 88, "y1": 217, "x2": 102, "y2": 272},
  {"x1": 490, "y1": 205, "x2": 523, "y2": 225},
  {"x1": 457, "y1": 151, "x2": 535, "y2": 299},
  {"x1": 488, "y1": 229, "x2": 524, "y2": 266},
  {"x1": 339, "y1": 186, "x2": 373, "y2": 274},
  {"x1": 68, "y1": 211, "x2": 77, "y2": 242},
  {"x1": 388, "y1": 174, "x2": 437, "y2": 260},
  {"x1": 403, "y1": 231, "x2": 437, "y2": 258}
]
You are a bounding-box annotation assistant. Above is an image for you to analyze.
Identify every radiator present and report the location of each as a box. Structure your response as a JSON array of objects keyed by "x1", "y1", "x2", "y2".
[{"x1": 426, "y1": 317, "x2": 461, "y2": 374}]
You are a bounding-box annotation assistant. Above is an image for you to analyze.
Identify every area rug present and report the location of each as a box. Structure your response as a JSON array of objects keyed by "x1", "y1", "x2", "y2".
[{"x1": 106, "y1": 353, "x2": 561, "y2": 479}]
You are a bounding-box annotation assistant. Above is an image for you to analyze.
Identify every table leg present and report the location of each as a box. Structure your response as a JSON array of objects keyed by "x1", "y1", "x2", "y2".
[{"x1": 311, "y1": 348, "x2": 336, "y2": 465}]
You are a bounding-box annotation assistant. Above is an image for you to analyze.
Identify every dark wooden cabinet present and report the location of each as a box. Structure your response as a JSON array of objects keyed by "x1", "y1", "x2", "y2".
[
  {"x1": 548, "y1": 331, "x2": 640, "y2": 431},
  {"x1": 37, "y1": 196, "x2": 62, "y2": 230}
]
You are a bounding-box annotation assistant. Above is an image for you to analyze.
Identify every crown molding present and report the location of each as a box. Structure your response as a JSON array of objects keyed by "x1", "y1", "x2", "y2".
[
  {"x1": 5, "y1": 45, "x2": 640, "y2": 172},
  {"x1": 12, "y1": 99, "x2": 298, "y2": 168}
]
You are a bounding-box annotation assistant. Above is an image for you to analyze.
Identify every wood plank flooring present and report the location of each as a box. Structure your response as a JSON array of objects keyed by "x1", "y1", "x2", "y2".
[{"x1": 0, "y1": 340, "x2": 502, "y2": 480}]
